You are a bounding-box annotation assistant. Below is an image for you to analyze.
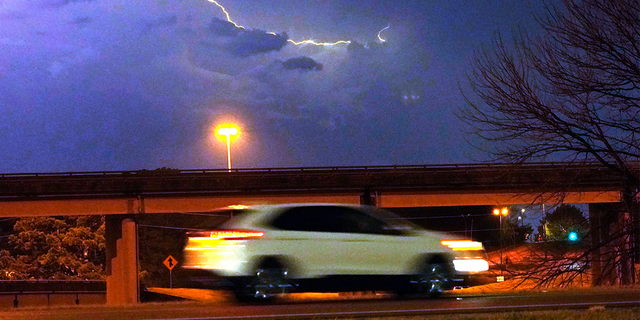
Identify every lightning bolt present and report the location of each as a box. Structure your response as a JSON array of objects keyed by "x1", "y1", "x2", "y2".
[
  {"x1": 377, "y1": 23, "x2": 390, "y2": 42},
  {"x1": 205, "y1": 0, "x2": 389, "y2": 47},
  {"x1": 288, "y1": 39, "x2": 351, "y2": 46},
  {"x1": 207, "y1": 0, "x2": 245, "y2": 30}
]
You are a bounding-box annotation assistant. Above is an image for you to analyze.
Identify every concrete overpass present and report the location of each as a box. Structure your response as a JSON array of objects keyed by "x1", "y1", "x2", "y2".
[{"x1": 0, "y1": 162, "x2": 631, "y2": 304}]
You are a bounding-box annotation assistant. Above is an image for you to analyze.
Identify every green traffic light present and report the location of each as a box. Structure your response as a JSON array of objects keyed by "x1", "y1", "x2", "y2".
[{"x1": 568, "y1": 232, "x2": 578, "y2": 241}]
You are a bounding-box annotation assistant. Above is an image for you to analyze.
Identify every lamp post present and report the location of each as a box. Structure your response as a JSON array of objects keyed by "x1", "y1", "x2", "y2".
[
  {"x1": 462, "y1": 214, "x2": 470, "y2": 238},
  {"x1": 493, "y1": 207, "x2": 509, "y2": 277},
  {"x1": 217, "y1": 126, "x2": 238, "y2": 172}
]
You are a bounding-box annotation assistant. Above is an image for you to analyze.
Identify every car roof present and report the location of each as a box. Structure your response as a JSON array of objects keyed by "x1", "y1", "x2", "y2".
[
  {"x1": 218, "y1": 203, "x2": 425, "y2": 231},
  {"x1": 219, "y1": 203, "x2": 373, "y2": 228},
  {"x1": 248, "y1": 203, "x2": 363, "y2": 209}
]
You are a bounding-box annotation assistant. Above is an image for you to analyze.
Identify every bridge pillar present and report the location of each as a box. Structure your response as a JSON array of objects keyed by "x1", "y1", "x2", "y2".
[
  {"x1": 105, "y1": 215, "x2": 139, "y2": 304},
  {"x1": 589, "y1": 202, "x2": 635, "y2": 286},
  {"x1": 360, "y1": 189, "x2": 377, "y2": 206}
]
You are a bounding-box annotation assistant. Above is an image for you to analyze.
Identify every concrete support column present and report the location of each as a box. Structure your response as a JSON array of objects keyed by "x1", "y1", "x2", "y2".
[
  {"x1": 360, "y1": 189, "x2": 377, "y2": 206},
  {"x1": 588, "y1": 202, "x2": 635, "y2": 286},
  {"x1": 105, "y1": 215, "x2": 139, "y2": 304},
  {"x1": 589, "y1": 203, "x2": 603, "y2": 286},
  {"x1": 589, "y1": 203, "x2": 619, "y2": 286}
]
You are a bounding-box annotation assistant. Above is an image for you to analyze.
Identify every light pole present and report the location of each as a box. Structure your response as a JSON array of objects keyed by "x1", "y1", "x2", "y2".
[
  {"x1": 462, "y1": 214, "x2": 470, "y2": 238},
  {"x1": 493, "y1": 207, "x2": 509, "y2": 277},
  {"x1": 217, "y1": 126, "x2": 238, "y2": 172}
]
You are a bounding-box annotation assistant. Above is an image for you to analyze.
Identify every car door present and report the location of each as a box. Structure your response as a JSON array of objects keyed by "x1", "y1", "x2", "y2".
[
  {"x1": 331, "y1": 207, "x2": 416, "y2": 275},
  {"x1": 268, "y1": 206, "x2": 350, "y2": 277}
]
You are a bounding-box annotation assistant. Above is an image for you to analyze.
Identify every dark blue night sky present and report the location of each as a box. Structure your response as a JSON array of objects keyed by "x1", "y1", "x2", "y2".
[{"x1": 0, "y1": 0, "x2": 552, "y2": 173}]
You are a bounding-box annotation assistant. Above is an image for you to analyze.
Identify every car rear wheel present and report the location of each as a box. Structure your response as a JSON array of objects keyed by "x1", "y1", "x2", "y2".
[{"x1": 233, "y1": 260, "x2": 294, "y2": 302}]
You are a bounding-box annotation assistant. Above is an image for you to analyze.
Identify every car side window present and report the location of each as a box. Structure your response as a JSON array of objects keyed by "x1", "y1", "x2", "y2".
[
  {"x1": 270, "y1": 206, "x2": 338, "y2": 232},
  {"x1": 337, "y1": 207, "x2": 388, "y2": 234},
  {"x1": 271, "y1": 206, "x2": 393, "y2": 235}
]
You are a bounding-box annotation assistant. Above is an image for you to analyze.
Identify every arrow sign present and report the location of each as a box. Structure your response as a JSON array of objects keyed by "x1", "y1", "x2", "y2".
[{"x1": 163, "y1": 255, "x2": 178, "y2": 271}]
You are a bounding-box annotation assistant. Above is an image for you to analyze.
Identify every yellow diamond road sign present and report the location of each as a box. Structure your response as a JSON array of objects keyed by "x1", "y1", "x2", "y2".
[{"x1": 163, "y1": 255, "x2": 178, "y2": 271}]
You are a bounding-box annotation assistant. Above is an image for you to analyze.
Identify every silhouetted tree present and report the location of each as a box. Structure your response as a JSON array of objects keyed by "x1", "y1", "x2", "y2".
[
  {"x1": 2, "y1": 216, "x2": 105, "y2": 280},
  {"x1": 460, "y1": 0, "x2": 639, "y2": 285},
  {"x1": 540, "y1": 205, "x2": 588, "y2": 242},
  {"x1": 506, "y1": 214, "x2": 534, "y2": 246}
]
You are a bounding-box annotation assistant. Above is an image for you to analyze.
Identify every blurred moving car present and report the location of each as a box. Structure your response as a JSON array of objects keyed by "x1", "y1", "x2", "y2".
[{"x1": 182, "y1": 203, "x2": 489, "y2": 301}]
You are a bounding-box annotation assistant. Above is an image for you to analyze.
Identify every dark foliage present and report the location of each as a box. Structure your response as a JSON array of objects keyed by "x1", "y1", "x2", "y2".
[{"x1": 0, "y1": 216, "x2": 105, "y2": 280}]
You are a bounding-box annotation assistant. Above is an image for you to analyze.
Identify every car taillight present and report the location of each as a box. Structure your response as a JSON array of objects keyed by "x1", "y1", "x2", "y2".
[{"x1": 189, "y1": 230, "x2": 265, "y2": 240}]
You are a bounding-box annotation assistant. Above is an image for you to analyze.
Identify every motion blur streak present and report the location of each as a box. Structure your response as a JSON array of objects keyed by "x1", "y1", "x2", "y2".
[
  {"x1": 441, "y1": 240, "x2": 484, "y2": 251},
  {"x1": 452, "y1": 259, "x2": 489, "y2": 272},
  {"x1": 206, "y1": 0, "x2": 385, "y2": 46}
]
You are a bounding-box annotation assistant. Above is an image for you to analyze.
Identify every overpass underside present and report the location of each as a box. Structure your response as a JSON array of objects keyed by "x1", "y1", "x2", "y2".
[
  {"x1": 0, "y1": 190, "x2": 622, "y2": 217},
  {"x1": 0, "y1": 190, "x2": 622, "y2": 305},
  {"x1": 0, "y1": 163, "x2": 632, "y2": 304}
]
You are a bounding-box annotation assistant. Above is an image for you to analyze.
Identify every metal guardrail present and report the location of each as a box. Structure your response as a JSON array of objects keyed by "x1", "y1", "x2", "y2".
[
  {"x1": 0, "y1": 280, "x2": 105, "y2": 292},
  {"x1": 0, "y1": 291, "x2": 106, "y2": 307},
  {"x1": 0, "y1": 162, "x2": 615, "y2": 177},
  {"x1": 0, "y1": 280, "x2": 106, "y2": 307}
]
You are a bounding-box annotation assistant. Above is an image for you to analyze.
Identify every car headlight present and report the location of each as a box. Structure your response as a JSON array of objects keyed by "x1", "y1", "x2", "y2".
[
  {"x1": 452, "y1": 259, "x2": 489, "y2": 273},
  {"x1": 441, "y1": 240, "x2": 489, "y2": 273}
]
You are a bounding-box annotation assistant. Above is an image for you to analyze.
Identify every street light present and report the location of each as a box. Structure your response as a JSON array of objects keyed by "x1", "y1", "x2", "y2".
[
  {"x1": 462, "y1": 214, "x2": 471, "y2": 238},
  {"x1": 217, "y1": 125, "x2": 239, "y2": 172},
  {"x1": 493, "y1": 207, "x2": 509, "y2": 277}
]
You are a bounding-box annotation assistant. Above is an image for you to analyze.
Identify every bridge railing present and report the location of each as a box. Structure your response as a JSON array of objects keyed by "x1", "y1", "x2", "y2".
[
  {"x1": 0, "y1": 161, "x2": 615, "y2": 178},
  {"x1": 0, "y1": 162, "x2": 631, "y2": 200}
]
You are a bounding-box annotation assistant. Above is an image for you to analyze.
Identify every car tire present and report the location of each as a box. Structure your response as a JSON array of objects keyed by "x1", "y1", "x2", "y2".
[
  {"x1": 233, "y1": 259, "x2": 293, "y2": 303},
  {"x1": 415, "y1": 262, "x2": 452, "y2": 297}
]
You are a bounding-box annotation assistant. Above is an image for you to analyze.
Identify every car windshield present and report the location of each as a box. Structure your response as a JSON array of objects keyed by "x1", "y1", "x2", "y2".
[{"x1": 197, "y1": 208, "x2": 258, "y2": 230}]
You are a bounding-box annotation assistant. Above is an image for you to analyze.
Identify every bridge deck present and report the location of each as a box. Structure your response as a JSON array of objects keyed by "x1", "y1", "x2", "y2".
[{"x1": 0, "y1": 163, "x2": 627, "y2": 200}]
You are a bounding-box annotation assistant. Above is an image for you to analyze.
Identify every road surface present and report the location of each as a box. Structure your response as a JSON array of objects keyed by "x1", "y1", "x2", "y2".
[{"x1": 1, "y1": 290, "x2": 638, "y2": 320}]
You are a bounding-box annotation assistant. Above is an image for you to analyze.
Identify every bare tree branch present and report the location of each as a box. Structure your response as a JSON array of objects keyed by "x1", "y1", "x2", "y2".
[{"x1": 459, "y1": 0, "x2": 640, "y2": 285}]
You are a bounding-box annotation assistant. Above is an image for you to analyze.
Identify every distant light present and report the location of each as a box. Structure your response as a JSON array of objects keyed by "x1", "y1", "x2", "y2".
[
  {"x1": 568, "y1": 232, "x2": 578, "y2": 242},
  {"x1": 217, "y1": 127, "x2": 238, "y2": 136},
  {"x1": 494, "y1": 207, "x2": 509, "y2": 215},
  {"x1": 214, "y1": 123, "x2": 241, "y2": 171}
]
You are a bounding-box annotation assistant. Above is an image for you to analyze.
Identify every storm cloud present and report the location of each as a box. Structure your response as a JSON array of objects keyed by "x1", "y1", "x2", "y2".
[
  {"x1": 208, "y1": 18, "x2": 289, "y2": 57},
  {"x1": 209, "y1": 17, "x2": 241, "y2": 36},
  {"x1": 229, "y1": 29, "x2": 288, "y2": 57},
  {"x1": 282, "y1": 56, "x2": 323, "y2": 71},
  {"x1": 0, "y1": 0, "x2": 548, "y2": 172},
  {"x1": 146, "y1": 14, "x2": 178, "y2": 30}
]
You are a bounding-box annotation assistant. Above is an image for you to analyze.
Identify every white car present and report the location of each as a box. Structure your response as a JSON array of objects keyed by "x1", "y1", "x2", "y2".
[{"x1": 182, "y1": 203, "x2": 488, "y2": 301}]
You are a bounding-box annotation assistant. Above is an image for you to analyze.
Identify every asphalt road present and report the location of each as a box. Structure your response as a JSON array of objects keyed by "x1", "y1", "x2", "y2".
[{"x1": 1, "y1": 290, "x2": 639, "y2": 320}]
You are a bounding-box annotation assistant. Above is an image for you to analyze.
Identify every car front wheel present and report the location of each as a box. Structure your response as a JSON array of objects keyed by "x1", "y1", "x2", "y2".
[{"x1": 414, "y1": 262, "x2": 451, "y2": 297}]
